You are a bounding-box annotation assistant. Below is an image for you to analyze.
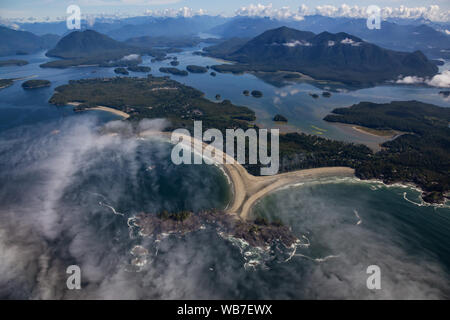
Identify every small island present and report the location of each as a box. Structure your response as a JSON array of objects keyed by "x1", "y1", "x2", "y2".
[
  {"x1": 159, "y1": 67, "x2": 188, "y2": 76},
  {"x1": 210, "y1": 72, "x2": 216, "y2": 77},
  {"x1": 21, "y1": 79, "x2": 51, "y2": 89},
  {"x1": 0, "y1": 59, "x2": 28, "y2": 67},
  {"x1": 127, "y1": 66, "x2": 151, "y2": 73},
  {"x1": 0, "y1": 79, "x2": 14, "y2": 90},
  {"x1": 170, "y1": 60, "x2": 180, "y2": 66},
  {"x1": 151, "y1": 57, "x2": 167, "y2": 62},
  {"x1": 243, "y1": 90, "x2": 250, "y2": 96},
  {"x1": 251, "y1": 90, "x2": 263, "y2": 98},
  {"x1": 186, "y1": 65, "x2": 208, "y2": 74},
  {"x1": 132, "y1": 209, "x2": 298, "y2": 249},
  {"x1": 322, "y1": 91, "x2": 332, "y2": 98},
  {"x1": 273, "y1": 114, "x2": 288, "y2": 122},
  {"x1": 309, "y1": 93, "x2": 319, "y2": 99},
  {"x1": 439, "y1": 91, "x2": 450, "y2": 98},
  {"x1": 114, "y1": 67, "x2": 129, "y2": 75}
]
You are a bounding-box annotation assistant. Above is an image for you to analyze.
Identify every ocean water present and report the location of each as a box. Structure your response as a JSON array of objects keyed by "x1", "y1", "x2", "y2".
[{"x1": 0, "y1": 49, "x2": 449, "y2": 299}]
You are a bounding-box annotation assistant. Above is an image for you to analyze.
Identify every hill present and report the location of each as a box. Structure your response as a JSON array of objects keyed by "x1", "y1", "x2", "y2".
[
  {"x1": 42, "y1": 30, "x2": 178, "y2": 68},
  {"x1": 206, "y1": 26, "x2": 439, "y2": 86},
  {"x1": 46, "y1": 30, "x2": 133, "y2": 59}
]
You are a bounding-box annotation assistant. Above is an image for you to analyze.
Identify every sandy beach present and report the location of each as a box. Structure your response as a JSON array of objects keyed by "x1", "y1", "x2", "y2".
[
  {"x1": 68, "y1": 102, "x2": 130, "y2": 119},
  {"x1": 140, "y1": 130, "x2": 355, "y2": 221},
  {"x1": 90, "y1": 106, "x2": 130, "y2": 119}
]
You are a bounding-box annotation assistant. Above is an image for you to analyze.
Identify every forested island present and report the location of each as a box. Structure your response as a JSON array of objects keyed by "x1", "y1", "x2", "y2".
[
  {"x1": 159, "y1": 67, "x2": 188, "y2": 76},
  {"x1": 0, "y1": 79, "x2": 14, "y2": 89},
  {"x1": 114, "y1": 67, "x2": 129, "y2": 75},
  {"x1": 22, "y1": 79, "x2": 51, "y2": 89},
  {"x1": 251, "y1": 90, "x2": 263, "y2": 98},
  {"x1": 127, "y1": 66, "x2": 151, "y2": 73},
  {"x1": 273, "y1": 114, "x2": 288, "y2": 122},
  {"x1": 49, "y1": 76, "x2": 255, "y2": 132},
  {"x1": 186, "y1": 65, "x2": 208, "y2": 73}
]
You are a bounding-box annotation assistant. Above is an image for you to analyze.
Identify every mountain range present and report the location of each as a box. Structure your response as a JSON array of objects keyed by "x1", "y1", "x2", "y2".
[
  {"x1": 4, "y1": 14, "x2": 449, "y2": 59},
  {"x1": 209, "y1": 16, "x2": 450, "y2": 59}
]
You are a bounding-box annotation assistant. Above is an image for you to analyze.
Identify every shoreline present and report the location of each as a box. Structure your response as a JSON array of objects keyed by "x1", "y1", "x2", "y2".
[
  {"x1": 138, "y1": 130, "x2": 449, "y2": 219},
  {"x1": 67, "y1": 102, "x2": 130, "y2": 119},
  {"x1": 90, "y1": 106, "x2": 130, "y2": 119},
  {"x1": 139, "y1": 130, "x2": 355, "y2": 220},
  {"x1": 330, "y1": 122, "x2": 396, "y2": 152}
]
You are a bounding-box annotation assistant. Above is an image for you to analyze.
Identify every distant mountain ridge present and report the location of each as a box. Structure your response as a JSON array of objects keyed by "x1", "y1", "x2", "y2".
[
  {"x1": 0, "y1": 26, "x2": 59, "y2": 56},
  {"x1": 106, "y1": 16, "x2": 227, "y2": 40},
  {"x1": 206, "y1": 26, "x2": 439, "y2": 86}
]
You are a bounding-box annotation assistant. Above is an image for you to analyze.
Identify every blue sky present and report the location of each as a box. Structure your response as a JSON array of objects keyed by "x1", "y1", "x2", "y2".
[{"x1": 1, "y1": 0, "x2": 449, "y2": 20}]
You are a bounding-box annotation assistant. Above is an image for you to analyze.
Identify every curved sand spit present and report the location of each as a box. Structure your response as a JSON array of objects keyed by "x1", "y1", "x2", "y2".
[{"x1": 140, "y1": 130, "x2": 355, "y2": 220}]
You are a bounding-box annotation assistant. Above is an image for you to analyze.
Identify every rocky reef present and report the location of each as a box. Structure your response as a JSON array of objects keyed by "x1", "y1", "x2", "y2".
[{"x1": 131, "y1": 210, "x2": 298, "y2": 249}]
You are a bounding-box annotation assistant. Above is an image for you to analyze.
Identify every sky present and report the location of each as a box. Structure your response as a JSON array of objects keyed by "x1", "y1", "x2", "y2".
[{"x1": 0, "y1": 0, "x2": 449, "y2": 21}]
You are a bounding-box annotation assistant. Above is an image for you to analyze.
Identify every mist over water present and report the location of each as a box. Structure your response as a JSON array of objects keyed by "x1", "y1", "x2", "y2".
[
  {"x1": 0, "y1": 116, "x2": 232, "y2": 299},
  {"x1": 253, "y1": 182, "x2": 450, "y2": 299},
  {"x1": 0, "y1": 115, "x2": 449, "y2": 299}
]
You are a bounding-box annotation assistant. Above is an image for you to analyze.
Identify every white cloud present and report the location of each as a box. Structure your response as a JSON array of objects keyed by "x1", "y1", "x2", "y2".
[
  {"x1": 121, "y1": 54, "x2": 140, "y2": 61},
  {"x1": 426, "y1": 70, "x2": 450, "y2": 87},
  {"x1": 235, "y1": 4, "x2": 450, "y2": 22},
  {"x1": 396, "y1": 70, "x2": 450, "y2": 88},
  {"x1": 396, "y1": 75, "x2": 424, "y2": 85},
  {"x1": 144, "y1": 6, "x2": 207, "y2": 18},
  {"x1": 236, "y1": 4, "x2": 304, "y2": 21},
  {"x1": 283, "y1": 40, "x2": 311, "y2": 47},
  {"x1": 79, "y1": 0, "x2": 182, "y2": 6},
  {"x1": 341, "y1": 38, "x2": 362, "y2": 46}
]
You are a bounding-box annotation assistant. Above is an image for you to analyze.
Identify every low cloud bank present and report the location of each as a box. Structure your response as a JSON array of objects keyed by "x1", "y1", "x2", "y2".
[
  {"x1": 236, "y1": 4, "x2": 449, "y2": 22},
  {"x1": 396, "y1": 70, "x2": 450, "y2": 88},
  {"x1": 121, "y1": 54, "x2": 140, "y2": 61}
]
